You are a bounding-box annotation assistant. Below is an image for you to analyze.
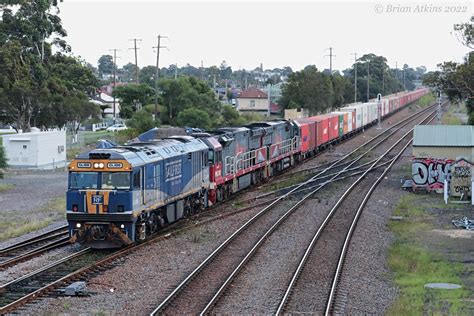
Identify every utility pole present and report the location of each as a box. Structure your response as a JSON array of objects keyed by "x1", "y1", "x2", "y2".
[
  {"x1": 367, "y1": 61, "x2": 370, "y2": 102},
  {"x1": 175, "y1": 63, "x2": 178, "y2": 79},
  {"x1": 109, "y1": 48, "x2": 121, "y2": 124},
  {"x1": 129, "y1": 38, "x2": 142, "y2": 84},
  {"x1": 403, "y1": 68, "x2": 406, "y2": 90},
  {"x1": 382, "y1": 65, "x2": 385, "y2": 94},
  {"x1": 437, "y1": 90, "x2": 442, "y2": 124},
  {"x1": 153, "y1": 35, "x2": 167, "y2": 122},
  {"x1": 351, "y1": 52, "x2": 357, "y2": 103},
  {"x1": 325, "y1": 47, "x2": 336, "y2": 74},
  {"x1": 395, "y1": 61, "x2": 400, "y2": 91}
]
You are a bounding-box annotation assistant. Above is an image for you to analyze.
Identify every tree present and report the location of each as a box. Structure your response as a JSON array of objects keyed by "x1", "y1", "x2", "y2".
[
  {"x1": 280, "y1": 66, "x2": 334, "y2": 114},
  {"x1": 0, "y1": 145, "x2": 7, "y2": 178},
  {"x1": 98, "y1": 55, "x2": 114, "y2": 77},
  {"x1": 423, "y1": 16, "x2": 473, "y2": 123},
  {"x1": 119, "y1": 62, "x2": 137, "y2": 83},
  {"x1": 139, "y1": 65, "x2": 157, "y2": 87},
  {"x1": 0, "y1": 1, "x2": 99, "y2": 132},
  {"x1": 454, "y1": 16, "x2": 473, "y2": 49},
  {"x1": 112, "y1": 84, "x2": 155, "y2": 119},
  {"x1": 157, "y1": 76, "x2": 221, "y2": 125},
  {"x1": 222, "y1": 105, "x2": 246, "y2": 126},
  {"x1": 176, "y1": 108, "x2": 212, "y2": 130},
  {"x1": 127, "y1": 110, "x2": 158, "y2": 133}
]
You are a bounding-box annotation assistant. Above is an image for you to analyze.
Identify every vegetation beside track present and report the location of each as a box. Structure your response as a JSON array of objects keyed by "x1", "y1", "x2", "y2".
[
  {"x1": 0, "y1": 183, "x2": 15, "y2": 192},
  {"x1": 387, "y1": 193, "x2": 470, "y2": 315},
  {"x1": 442, "y1": 103, "x2": 466, "y2": 125},
  {"x1": 0, "y1": 196, "x2": 65, "y2": 241}
]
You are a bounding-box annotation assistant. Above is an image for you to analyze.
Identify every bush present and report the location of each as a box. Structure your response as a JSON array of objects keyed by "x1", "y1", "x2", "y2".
[
  {"x1": 241, "y1": 112, "x2": 266, "y2": 123},
  {"x1": 176, "y1": 108, "x2": 212, "y2": 130},
  {"x1": 0, "y1": 145, "x2": 7, "y2": 178},
  {"x1": 222, "y1": 105, "x2": 248, "y2": 126},
  {"x1": 127, "y1": 110, "x2": 159, "y2": 134},
  {"x1": 115, "y1": 128, "x2": 140, "y2": 144}
]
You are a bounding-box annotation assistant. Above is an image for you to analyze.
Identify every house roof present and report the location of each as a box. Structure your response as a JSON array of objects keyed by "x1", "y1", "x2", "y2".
[
  {"x1": 238, "y1": 87, "x2": 268, "y2": 99},
  {"x1": 413, "y1": 125, "x2": 474, "y2": 147}
]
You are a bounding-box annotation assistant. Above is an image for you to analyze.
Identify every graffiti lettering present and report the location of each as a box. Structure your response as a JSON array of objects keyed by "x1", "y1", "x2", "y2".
[
  {"x1": 412, "y1": 158, "x2": 453, "y2": 190},
  {"x1": 450, "y1": 159, "x2": 473, "y2": 198}
]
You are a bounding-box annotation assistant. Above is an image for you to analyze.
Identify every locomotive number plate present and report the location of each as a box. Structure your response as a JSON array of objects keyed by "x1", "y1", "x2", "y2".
[{"x1": 92, "y1": 195, "x2": 104, "y2": 205}]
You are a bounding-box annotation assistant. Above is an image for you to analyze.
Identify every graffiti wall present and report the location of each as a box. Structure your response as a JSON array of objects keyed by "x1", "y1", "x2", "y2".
[
  {"x1": 450, "y1": 159, "x2": 473, "y2": 198},
  {"x1": 412, "y1": 158, "x2": 453, "y2": 192}
]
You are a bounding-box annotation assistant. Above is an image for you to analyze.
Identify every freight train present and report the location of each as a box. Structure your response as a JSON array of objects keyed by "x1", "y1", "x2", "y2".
[{"x1": 67, "y1": 89, "x2": 429, "y2": 248}]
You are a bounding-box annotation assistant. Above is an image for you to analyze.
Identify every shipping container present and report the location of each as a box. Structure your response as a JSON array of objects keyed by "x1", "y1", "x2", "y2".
[
  {"x1": 364, "y1": 102, "x2": 378, "y2": 124},
  {"x1": 340, "y1": 106, "x2": 362, "y2": 130},
  {"x1": 294, "y1": 119, "x2": 316, "y2": 154},
  {"x1": 319, "y1": 114, "x2": 339, "y2": 141},
  {"x1": 303, "y1": 116, "x2": 329, "y2": 147},
  {"x1": 332, "y1": 111, "x2": 349, "y2": 136}
]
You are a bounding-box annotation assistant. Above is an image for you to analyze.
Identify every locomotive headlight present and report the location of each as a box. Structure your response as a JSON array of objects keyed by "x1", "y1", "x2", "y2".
[
  {"x1": 120, "y1": 224, "x2": 125, "y2": 229},
  {"x1": 76, "y1": 223, "x2": 82, "y2": 228},
  {"x1": 93, "y1": 163, "x2": 99, "y2": 168},
  {"x1": 99, "y1": 163, "x2": 105, "y2": 168}
]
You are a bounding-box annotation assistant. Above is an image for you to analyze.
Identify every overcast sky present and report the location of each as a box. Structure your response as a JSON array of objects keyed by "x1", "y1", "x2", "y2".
[{"x1": 58, "y1": 0, "x2": 472, "y2": 72}]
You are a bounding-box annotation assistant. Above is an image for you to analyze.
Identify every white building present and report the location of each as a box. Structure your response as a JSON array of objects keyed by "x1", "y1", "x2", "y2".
[
  {"x1": 236, "y1": 87, "x2": 270, "y2": 117},
  {"x1": 2, "y1": 131, "x2": 66, "y2": 169}
]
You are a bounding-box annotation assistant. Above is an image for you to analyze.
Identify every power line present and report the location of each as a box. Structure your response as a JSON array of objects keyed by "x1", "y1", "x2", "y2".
[
  {"x1": 129, "y1": 38, "x2": 142, "y2": 84},
  {"x1": 109, "y1": 48, "x2": 121, "y2": 123},
  {"x1": 153, "y1": 35, "x2": 168, "y2": 121}
]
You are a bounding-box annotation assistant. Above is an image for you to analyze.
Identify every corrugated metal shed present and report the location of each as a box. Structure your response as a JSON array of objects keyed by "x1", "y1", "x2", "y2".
[{"x1": 413, "y1": 125, "x2": 473, "y2": 147}]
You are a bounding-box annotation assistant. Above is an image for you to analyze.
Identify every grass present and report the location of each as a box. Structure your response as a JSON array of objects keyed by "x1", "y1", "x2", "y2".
[
  {"x1": 0, "y1": 196, "x2": 66, "y2": 241},
  {"x1": 442, "y1": 112, "x2": 463, "y2": 125},
  {"x1": 387, "y1": 194, "x2": 469, "y2": 315},
  {"x1": 416, "y1": 94, "x2": 436, "y2": 107},
  {"x1": 0, "y1": 183, "x2": 15, "y2": 192},
  {"x1": 264, "y1": 174, "x2": 307, "y2": 192}
]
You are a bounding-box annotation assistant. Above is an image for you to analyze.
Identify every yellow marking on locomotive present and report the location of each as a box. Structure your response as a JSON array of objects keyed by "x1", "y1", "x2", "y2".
[
  {"x1": 86, "y1": 191, "x2": 96, "y2": 214},
  {"x1": 68, "y1": 160, "x2": 132, "y2": 172},
  {"x1": 98, "y1": 191, "x2": 110, "y2": 214}
]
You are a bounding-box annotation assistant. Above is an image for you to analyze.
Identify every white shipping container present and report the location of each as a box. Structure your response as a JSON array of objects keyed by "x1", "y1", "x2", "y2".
[
  {"x1": 364, "y1": 102, "x2": 378, "y2": 124},
  {"x1": 1, "y1": 131, "x2": 66, "y2": 169},
  {"x1": 340, "y1": 106, "x2": 362, "y2": 130},
  {"x1": 346, "y1": 111, "x2": 353, "y2": 132}
]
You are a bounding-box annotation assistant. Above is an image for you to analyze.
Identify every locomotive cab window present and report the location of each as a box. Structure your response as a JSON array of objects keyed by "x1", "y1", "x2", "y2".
[
  {"x1": 69, "y1": 172, "x2": 98, "y2": 189},
  {"x1": 132, "y1": 171, "x2": 141, "y2": 189},
  {"x1": 215, "y1": 151, "x2": 222, "y2": 164},
  {"x1": 208, "y1": 150, "x2": 214, "y2": 164},
  {"x1": 102, "y1": 172, "x2": 131, "y2": 190}
]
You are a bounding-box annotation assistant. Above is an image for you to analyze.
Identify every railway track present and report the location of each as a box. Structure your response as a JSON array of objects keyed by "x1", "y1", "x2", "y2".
[
  {"x1": 149, "y1": 105, "x2": 438, "y2": 315},
  {"x1": 0, "y1": 225, "x2": 70, "y2": 270},
  {"x1": 0, "y1": 103, "x2": 438, "y2": 314},
  {"x1": 234, "y1": 103, "x2": 437, "y2": 209},
  {"x1": 274, "y1": 112, "x2": 437, "y2": 315}
]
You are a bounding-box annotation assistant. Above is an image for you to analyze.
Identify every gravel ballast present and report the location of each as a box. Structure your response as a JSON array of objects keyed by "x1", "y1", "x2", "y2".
[{"x1": 16, "y1": 104, "x2": 430, "y2": 314}]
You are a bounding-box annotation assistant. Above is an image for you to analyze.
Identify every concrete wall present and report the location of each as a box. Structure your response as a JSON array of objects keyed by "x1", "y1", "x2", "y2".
[{"x1": 412, "y1": 146, "x2": 473, "y2": 161}]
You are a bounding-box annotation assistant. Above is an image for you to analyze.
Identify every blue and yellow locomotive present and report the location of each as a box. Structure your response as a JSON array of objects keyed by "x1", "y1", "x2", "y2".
[{"x1": 67, "y1": 136, "x2": 209, "y2": 248}]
